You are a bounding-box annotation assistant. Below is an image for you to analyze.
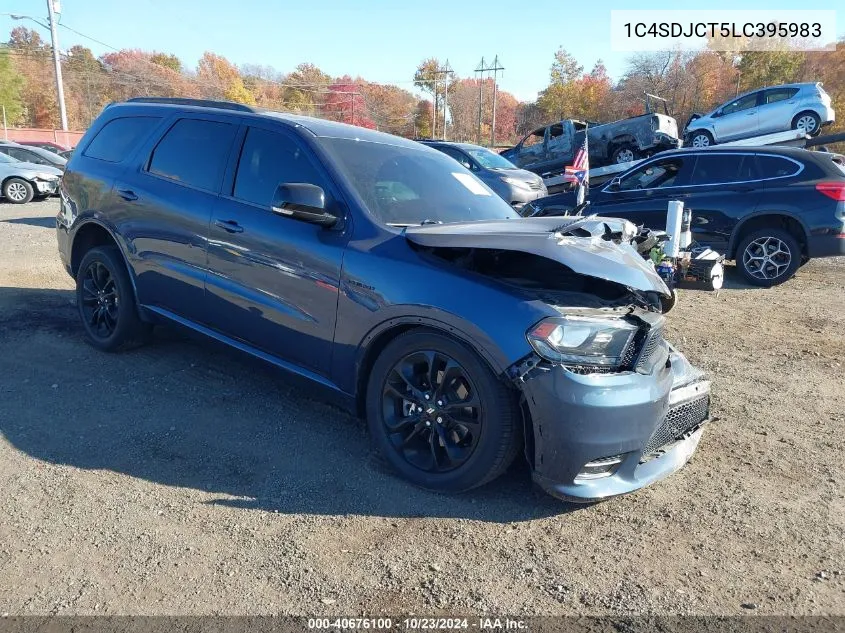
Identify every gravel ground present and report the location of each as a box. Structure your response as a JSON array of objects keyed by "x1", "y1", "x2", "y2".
[{"x1": 0, "y1": 198, "x2": 842, "y2": 616}]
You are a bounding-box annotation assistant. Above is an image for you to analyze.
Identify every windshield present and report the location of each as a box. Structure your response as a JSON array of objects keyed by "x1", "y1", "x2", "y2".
[
  {"x1": 320, "y1": 138, "x2": 519, "y2": 226},
  {"x1": 465, "y1": 147, "x2": 516, "y2": 170},
  {"x1": 0, "y1": 153, "x2": 20, "y2": 164}
]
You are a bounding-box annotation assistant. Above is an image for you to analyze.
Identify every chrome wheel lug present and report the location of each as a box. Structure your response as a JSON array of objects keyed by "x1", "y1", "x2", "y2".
[{"x1": 436, "y1": 417, "x2": 443, "y2": 424}]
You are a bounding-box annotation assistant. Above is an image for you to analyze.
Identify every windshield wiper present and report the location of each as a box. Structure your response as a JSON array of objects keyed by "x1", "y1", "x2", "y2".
[{"x1": 386, "y1": 219, "x2": 443, "y2": 228}]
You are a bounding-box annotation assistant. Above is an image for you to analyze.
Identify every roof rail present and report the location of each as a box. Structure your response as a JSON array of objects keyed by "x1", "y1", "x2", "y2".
[{"x1": 125, "y1": 97, "x2": 261, "y2": 113}]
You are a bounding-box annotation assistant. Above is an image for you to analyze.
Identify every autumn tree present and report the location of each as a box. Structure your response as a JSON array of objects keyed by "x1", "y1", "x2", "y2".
[
  {"x1": 283, "y1": 63, "x2": 331, "y2": 114},
  {"x1": 414, "y1": 100, "x2": 433, "y2": 138},
  {"x1": 7, "y1": 27, "x2": 57, "y2": 127},
  {"x1": 321, "y1": 75, "x2": 374, "y2": 128},
  {"x1": 197, "y1": 52, "x2": 255, "y2": 104},
  {"x1": 359, "y1": 81, "x2": 416, "y2": 136},
  {"x1": 150, "y1": 52, "x2": 182, "y2": 73},
  {"x1": 0, "y1": 50, "x2": 24, "y2": 125}
]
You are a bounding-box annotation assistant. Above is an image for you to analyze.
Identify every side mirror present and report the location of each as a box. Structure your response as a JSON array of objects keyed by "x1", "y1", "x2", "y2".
[
  {"x1": 607, "y1": 177, "x2": 621, "y2": 191},
  {"x1": 271, "y1": 183, "x2": 337, "y2": 227}
]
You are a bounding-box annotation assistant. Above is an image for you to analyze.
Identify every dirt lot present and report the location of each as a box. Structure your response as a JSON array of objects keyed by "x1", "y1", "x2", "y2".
[{"x1": 0, "y1": 198, "x2": 843, "y2": 617}]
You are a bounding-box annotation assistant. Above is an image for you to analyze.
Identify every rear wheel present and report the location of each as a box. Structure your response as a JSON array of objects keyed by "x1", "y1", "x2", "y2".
[
  {"x1": 612, "y1": 144, "x2": 639, "y2": 164},
  {"x1": 366, "y1": 329, "x2": 521, "y2": 493},
  {"x1": 792, "y1": 111, "x2": 821, "y2": 136},
  {"x1": 736, "y1": 228, "x2": 801, "y2": 287},
  {"x1": 3, "y1": 178, "x2": 34, "y2": 204},
  {"x1": 76, "y1": 246, "x2": 151, "y2": 351}
]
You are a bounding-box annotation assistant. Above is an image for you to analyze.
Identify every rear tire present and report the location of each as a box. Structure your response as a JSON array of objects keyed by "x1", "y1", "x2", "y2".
[
  {"x1": 3, "y1": 178, "x2": 34, "y2": 204},
  {"x1": 366, "y1": 329, "x2": 521, "y2": 493},
  {"x1": 736, "y1": 228, "x2": 801, "y2": 287},
  {"x1": 792, "y1": 111, "x2": 821, "y2": 136},
  {"x1": 611, "y1": 144, "x2": 639, "y2": 164},
  {"x1": 76, "y1": 246, "x2": 151, "y2": 352}
]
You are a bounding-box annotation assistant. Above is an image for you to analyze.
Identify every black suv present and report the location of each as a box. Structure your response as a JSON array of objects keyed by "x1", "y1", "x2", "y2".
[
  {"x1": 56, "y1": 98, "x2": 712, "y2": 502},
  {"x1": 523, "y1": 147, "x2": 845, "y2": 286}
]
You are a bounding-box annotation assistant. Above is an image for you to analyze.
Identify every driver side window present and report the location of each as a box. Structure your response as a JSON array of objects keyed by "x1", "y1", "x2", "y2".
[
  {"x1": 438, "y1": 147, "x2": 474, "y2": 171},
  {"x1": 522, "y1": 130, "x2": 544, "y2": 149},
  {"x1": 618, "y1": 158, "x2": 684, "y2": 191},
  {"x1": 721, "y1": 93, "x2": 758, "y2": 116}
]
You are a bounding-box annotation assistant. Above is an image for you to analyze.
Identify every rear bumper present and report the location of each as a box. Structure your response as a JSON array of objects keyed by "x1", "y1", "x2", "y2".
[
  {"x1": 807, "y1": 234, "x2": 845, "y2": 258},
  {"x1": 652, "y1": 133, "x2": 682, "y2": 152},
  {"x1": 522, "y1": 347, "x2": 710, "y2": 502}
]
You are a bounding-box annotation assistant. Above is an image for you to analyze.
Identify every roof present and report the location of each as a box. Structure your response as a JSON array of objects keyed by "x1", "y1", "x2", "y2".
[
  {"x1": 732, "y1": 82, "x2": 817, "y2": 101},
  {"x1": 418, "y1": 140, "x2": 491, "y2": 151},
  {"x1": 115, "y1": 97, "x2": 423, "y2": 150},
  {"x1": 657, "y1": 145, "x2": 820, "y2": 160}
]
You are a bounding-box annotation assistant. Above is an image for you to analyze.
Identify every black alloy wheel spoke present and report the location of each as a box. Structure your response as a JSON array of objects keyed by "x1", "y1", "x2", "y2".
[
  {"x1": 381, "y1": 348, "x2": 483, "y2": 474},
  {"x1": 81, "y1": 261, "x2": 118, "y2": 339}
]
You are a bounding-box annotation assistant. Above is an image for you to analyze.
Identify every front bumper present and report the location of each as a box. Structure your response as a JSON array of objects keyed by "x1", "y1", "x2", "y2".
[
  {"x1": 509, "y1": 185, "x2": 548, "y2": 208},
  {"x1": 652, "y1": 132, "x2": 682, "y2": 151},
  {"x1": 522, "y1": 347, "x2": 710, "y2": 502},
  {"x1": 34, "y1": 179, "x2": 60, "y2": 195}
]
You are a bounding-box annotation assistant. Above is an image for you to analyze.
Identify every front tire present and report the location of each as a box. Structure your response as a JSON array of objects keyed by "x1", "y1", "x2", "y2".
[
  {"x1": 736, "y1": 228, "x2": 801, "y2": 287},
  {"x1": 76, "y1": 246, "x2": 151, "y2": 351},
  {"x1": 3, "y1": 178, "x2": 34, "y2": 204},
  {"x1": 366, "y1": 329, "x2": 521, "y2": 493},
  {"x1": 689, "y1": 131, "x2": 713, "y2": 148}
]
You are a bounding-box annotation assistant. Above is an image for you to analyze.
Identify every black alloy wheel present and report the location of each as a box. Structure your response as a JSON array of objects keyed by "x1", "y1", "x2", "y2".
[
  {"x1": 75, "y1": 246, "x2": 151, "y2": 351},
  {"x1": 366, "y1": 329, "x2": 521, "y2": 493},
  {"x1": 381, "y1": 349, "x2": 482, "y2": 473},
  {"x1": 80, "y1": 260, "x2": 120, "y2": 339}
]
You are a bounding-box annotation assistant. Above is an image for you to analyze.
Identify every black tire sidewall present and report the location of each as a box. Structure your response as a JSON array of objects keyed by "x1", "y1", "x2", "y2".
[
  {"x1": 691, "y1": 131, "x2": 713, "y2": 147},
  {"x1": 736, "y1": 228, "x2": 801, "y2": 287},
  {"x1": 365, "y1": 329, "x2": 517, "y2": 493},
  {"x1": 4, "y1": 178, "x2": 34, "y2": 204},
  {"x1": 76, "y1": 246, "x2": 142, "y2": 351}
]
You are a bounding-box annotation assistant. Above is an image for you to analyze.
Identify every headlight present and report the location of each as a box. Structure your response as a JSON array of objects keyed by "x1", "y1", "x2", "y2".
[
  {"x1": 501, "y1": 176, "x2": 531, "y2": 189},
  {"x1": 527, "y1": 314, "x2": 638, "y2": 367}
]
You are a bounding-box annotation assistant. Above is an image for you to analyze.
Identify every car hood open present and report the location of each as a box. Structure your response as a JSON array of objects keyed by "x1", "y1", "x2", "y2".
[{"x1": 404, "y1": 217, "x2": 670, "y2": 297}]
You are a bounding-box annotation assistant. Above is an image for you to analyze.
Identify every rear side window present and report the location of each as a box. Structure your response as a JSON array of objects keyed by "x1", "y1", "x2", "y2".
[
  {"x1": 618, "y1": 158, "x2": 685, "y2": 190},
  {"x1": 233, "y1": 127, "x2": 326, "y2": 207},
  {"x1": 148, "y1": 119, "x2": 237, "y2": 192},
  {"x1": 755, "y1": 155, "x2": 801, "y2": 179},
  {"x1": 689, "y1": 154, "x2": 755, "y2": 185},
  {"x1": 765, "y1": 88, "x2": 799, "y2": 104},
  {"x1": 83, "y1": 116, "x2": 161, "y2": 163}
]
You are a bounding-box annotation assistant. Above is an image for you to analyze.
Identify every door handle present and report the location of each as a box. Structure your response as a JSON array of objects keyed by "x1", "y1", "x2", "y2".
[
  {"x1": 214, "y1": 219, "x2": 244, "y2": 233},
  {"x1": 117, "y1": 189, "x2": 138, "y2": 201}
]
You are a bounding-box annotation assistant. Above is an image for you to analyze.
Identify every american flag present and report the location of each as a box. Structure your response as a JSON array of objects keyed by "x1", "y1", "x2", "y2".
[{"x1": 564, "y1": 133, "x2": 589, "y2": 187}]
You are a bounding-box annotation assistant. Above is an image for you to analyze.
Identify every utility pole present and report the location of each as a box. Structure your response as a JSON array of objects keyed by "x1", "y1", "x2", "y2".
[
  {"x1": 474, "y1": 58, "x2": 485, "y2": 145},
  {"x1": 46, "y1": 0, "x2": 68, "y2": 131},
  {"x1": 431, "y1": 62, "x2": 453, "y2": 141},
  {"x1": 488, "y1": 55, "x2": 504, "y2": 147}
]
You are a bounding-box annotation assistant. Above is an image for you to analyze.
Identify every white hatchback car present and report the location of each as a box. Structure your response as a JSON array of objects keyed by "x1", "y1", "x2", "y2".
[{"x1": 685, "y1": 82, "x2": 835, "y2": 147}]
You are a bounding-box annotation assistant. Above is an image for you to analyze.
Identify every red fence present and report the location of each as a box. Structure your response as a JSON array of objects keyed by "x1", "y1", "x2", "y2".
[{"x1": 2, "y1": 128, "x2": 85, "y2": 149}]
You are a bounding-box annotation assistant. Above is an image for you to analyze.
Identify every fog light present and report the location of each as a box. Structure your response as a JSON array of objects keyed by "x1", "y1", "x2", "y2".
[{"x1": 575, "y1": 454, "x2": 625, "y2": 481}]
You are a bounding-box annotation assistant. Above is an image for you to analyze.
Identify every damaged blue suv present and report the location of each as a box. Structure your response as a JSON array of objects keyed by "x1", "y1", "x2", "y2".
[{"x1": 57, "y1": 98, "x2": 711, "y2": 501}]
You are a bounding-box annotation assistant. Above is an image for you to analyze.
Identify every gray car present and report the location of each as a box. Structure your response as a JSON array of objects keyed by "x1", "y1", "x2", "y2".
[
  {"x1": 422, "y1": 141, "x2": 547, "y2": 208},
  {"x1": 0, "y1": 153, "x2": 63, "y2": 204},
  {"x1": 0, "y1": 141, "x2": 68, "y2": 170},
  {"x1": 685, "y1": 82, "x2": 835, "y2": 147}
]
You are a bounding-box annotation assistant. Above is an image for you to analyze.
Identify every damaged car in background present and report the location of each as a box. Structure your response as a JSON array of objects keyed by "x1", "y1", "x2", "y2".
[
  {"x1": 58, "y1": 98, "x2": 711, "y2": 502},
  {"x1": 502, "y1": 94, "x2": 681, "y2": 174}
]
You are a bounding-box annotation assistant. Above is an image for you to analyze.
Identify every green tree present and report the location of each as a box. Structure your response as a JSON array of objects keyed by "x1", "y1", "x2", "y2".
[
  {"x1": 150, "y1": 52, "x2": 182, "y2": 73},
  {"x1": 0, "y1": 49, "x2": 25, "y2": 124},
  {"x1": 737, "y1": 50, "x2": 804, "y2": 92}
]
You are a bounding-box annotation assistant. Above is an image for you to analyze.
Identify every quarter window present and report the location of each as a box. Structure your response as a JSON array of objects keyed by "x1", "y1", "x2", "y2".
[
  {"x1": 233, "y1": 127, "x2": 326, "y2": 207},
  {"x1": 755, "y1": 155, "x2": 801, "y2": 178},
  {"x1": 148, "y1": 119, "x2": 236, "y2": 191},
  {"x1": 83, "y1": 116, "x2": 162, "y2": 163},
  {"x1": 764, "y1": 88, "x2": 799, "y2": 104}
]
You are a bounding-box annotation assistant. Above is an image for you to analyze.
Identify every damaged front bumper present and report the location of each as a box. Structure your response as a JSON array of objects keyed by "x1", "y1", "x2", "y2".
[{"x1": 520, "y1": 346, "x2": 710, "y2": 502}]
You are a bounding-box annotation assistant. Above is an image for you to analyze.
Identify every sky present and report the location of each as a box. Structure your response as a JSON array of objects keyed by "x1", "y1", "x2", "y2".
[{"x1": 1, "y1": 0, "x2": 842, "y2": 103}]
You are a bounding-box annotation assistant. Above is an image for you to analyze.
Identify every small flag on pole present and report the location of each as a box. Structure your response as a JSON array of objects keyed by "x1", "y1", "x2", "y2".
[{"x1": 565, "y1": 132, "x2": 589, "y2": 206}]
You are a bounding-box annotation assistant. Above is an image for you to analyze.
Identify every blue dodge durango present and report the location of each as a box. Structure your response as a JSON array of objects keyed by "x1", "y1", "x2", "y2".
[{"x1": 56, "y1": 97, "x2": 711, "y2": 502}]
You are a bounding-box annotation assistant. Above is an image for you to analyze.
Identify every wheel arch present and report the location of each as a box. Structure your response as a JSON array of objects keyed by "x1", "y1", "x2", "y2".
[
  {"x1": 353, "y1": 317, "x2": 517, "y2": 419},
  {"x1": 70, "y1": 219, "x2": 142, "y2": 296},
  {"x1": 2, "y1": 175, "x2": 36, "y2": 196},
  {"x1": 728, "y1": 212, "x2": 810, "y2": 259}
]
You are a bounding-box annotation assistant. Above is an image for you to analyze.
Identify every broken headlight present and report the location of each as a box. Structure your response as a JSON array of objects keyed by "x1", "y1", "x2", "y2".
[{"x1": 527, "y1": 315, "x2": 638, "y2": 367}]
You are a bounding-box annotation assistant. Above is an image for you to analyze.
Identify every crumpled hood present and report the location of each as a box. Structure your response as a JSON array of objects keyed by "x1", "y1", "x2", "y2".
[{"x1": 404, "y1": 217, "x2": 670, "y2": 297}]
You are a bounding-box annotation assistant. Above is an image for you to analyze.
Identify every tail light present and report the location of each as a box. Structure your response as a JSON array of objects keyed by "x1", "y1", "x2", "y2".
[{"x1": 816, "y1": 182, "x2": 845, "y2": 201}]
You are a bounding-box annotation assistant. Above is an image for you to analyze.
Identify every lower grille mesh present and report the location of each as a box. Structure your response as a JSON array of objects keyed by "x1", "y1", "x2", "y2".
[{"x1": 641, "y1": 394, "x2": 709, "y2": 460}]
